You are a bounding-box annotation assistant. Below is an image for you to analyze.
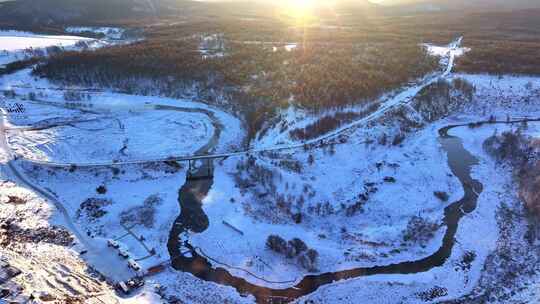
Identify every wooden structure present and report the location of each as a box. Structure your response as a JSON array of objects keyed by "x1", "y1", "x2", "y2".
[{"x1": 187, "y1": 158, "x2": 214, "y2": 180}]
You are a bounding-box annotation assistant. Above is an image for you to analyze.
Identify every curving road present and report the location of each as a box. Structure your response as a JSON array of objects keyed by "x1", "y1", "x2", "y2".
[
  {"x1": 0, "y1": 108, "x2": 85, "y2": 241},
  {"x1": 0, "y1": 108, "x2": 140, "y2": 283}
]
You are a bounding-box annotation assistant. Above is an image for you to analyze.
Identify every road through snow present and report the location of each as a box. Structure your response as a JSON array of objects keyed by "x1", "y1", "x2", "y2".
[{"x1": 0, "y1": 108, "x2": 137, "y2": 282}]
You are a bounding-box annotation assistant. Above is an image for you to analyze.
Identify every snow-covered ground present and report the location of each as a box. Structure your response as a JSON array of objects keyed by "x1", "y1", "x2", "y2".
[
  {"x1": 0, "y1": 176, "x2": 123, "y2": 303},
  {"x1": 0, "y1": 30, "x2": 102, "y2": 66},
  {"x1": 0, "y1": 64, "x2": 243, "y2": 278},
  {"x1": 295, "y1": 121, "x2": 540, "y2": 304},
  {"x1": 0, "y1": 156, "x2": 249, "y2": 303},
  {"x1": 0, "y1": 31, "x2": 94, "y2": 52},
  {"x1": 8, "y1": 107, "x2": 214, "y2": 163},
  {"x1": 182, "y1": 72, "x2": 540, "y2": 291},
  {"x1": 0, "y1": 27, "x2": 134, "y2": 69},
  {"x1": 190, "y1": 122, "x2": 460, "y2": 286},
  {"x1": 0, "y1": 68, "x2": 243, "y2": 164},
  {"x1": 425, "y1": 41, "x2": 469, "y2": 60}
]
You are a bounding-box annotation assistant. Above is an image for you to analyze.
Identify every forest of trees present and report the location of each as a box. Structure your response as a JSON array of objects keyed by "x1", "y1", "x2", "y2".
[
  {"x1": 27, "y1": 6, "x2": 540, "y2": 140},
  {"x1": 484, "y1": 128, "x2": 540, "y2": 218},
  {"x1": 33, "y1": 32, "x2": 439, "y2": 141},
  {"x1": 455, "y1": 40, "x2": 540, "y2": 75}
]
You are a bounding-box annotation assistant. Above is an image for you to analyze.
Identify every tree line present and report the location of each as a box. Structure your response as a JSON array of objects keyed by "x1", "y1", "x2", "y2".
[{"x1": 33, "y1": 35, "x2": 439, "y2": 141}]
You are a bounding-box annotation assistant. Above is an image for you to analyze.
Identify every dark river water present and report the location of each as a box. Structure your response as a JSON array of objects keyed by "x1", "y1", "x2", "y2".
[{"x1": 167, "y1": 124, "x2": 484, "y2": 303}]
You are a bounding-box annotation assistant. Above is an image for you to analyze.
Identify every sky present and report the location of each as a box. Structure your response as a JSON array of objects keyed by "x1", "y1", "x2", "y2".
[{"x1": 261, "y1": 0, "x2": 540, "y2": 10}]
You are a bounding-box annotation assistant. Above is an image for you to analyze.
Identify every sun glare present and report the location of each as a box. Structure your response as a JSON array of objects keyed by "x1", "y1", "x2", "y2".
[{"x1": 282, "y1": 0, "x2": 317, "y2": 21}]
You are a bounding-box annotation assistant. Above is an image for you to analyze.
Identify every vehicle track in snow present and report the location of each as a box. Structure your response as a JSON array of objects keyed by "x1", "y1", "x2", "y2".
[{"x1": 0, "y1": 108, "x2": 138, "y2": 284}]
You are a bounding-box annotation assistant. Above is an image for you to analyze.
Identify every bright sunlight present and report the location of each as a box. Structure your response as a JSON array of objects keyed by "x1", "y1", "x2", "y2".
[
  {"x1": 283, "y1": 0, "x2": 316, "y2": 20},
  {"x1": 280, "y1": 0, "x2": 336, "y2": 22}
]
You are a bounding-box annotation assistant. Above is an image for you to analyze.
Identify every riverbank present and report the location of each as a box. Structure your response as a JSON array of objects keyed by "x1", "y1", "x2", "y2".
[{"x1": 293, "y1": 120, "x2": 540, "y2": 304}]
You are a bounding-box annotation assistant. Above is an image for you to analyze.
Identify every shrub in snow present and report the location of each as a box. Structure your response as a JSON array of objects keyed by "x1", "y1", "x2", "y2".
[
  {"x1": 279, "y1": 159, "x2": 302, "y2": 173},
  {"x1": 120, "y1": 194, "x2": 162, "y2": 228},
  {"x1": 267, "y1": 235, "x2": 318, "y2": 271},
  {"x1": 392, "y1": 133, "x2": 405, "y2": 146},
  {"x1": 298, "y1": 248, "x2": 319, "y2": 272},
  {"x1": 329, "y1": 144, "x2": 336, "y2": 155},
  {"x1": 289, "y1": 238, "x2": 308, "y2": 255},
  {"x1": 434, "y1": 191, "x2": 449, "y2": 202},
  {"x1": 3, "y1": 90, "x2": 16, "y2": 98},
  {"x1": 484, "y1": 130, "x2": 540, "y2": 218},
  {"x1": 96, "y1": 185, "x2": 107, "y2": 194},
  {"x1": 345, "y1": 200, "x2": 365, "y2": 217},
  {"x1": 77, "y1": 198, "x2": 113, "y2": 222},
  {"x1": 378, "y1": 133, "x2": 388, "y2": 146},
  {"x1": 64, "y1": 90, "x2": 83, "y2": 101},
  {"x1": 484, "y1": 129, "x2": 531, "y2": 165},
  {"x1": 457, "y1": 251, "x2": 476, "y2": 271},
  {"x1": 111, "y1": 167, "x2": 120, "y2": 176},
  {"x1": 120, "y1": 205, "x2": 155, "y2": 228},
  {"x1": 402, "y1": 216, "x2": 440, "y2": 245},
  {"x1": 266, "y1": 235, "x2": 288, "y2": 254},
  {"x1": 289, "y1": 112, "x2": 360, "y2": 141},
  {"x1": 411, "y1": 78, "x2": 474, "y2": 123},
  {"x1": 144, "y1": 194, "x2": 163, "y2": 207},
  {"x1": 415, "y1": 286, "x2": 448, "y2": 302},
  {"x1": 520, "y1": 162, "x2": 540, "y2": 218},
  {"x1": 451, "y1": 77, "x2": 475, "y2": 100},
  {"x1": 285, "y1": 244, "x2": 297, "y2": 258},
  {"x1": 5, "y1": 196, "x2": 26, "y2": 205},
  {"x1": 45, "y1": 45, "x2": 62, "y2": 56},
  {"x1": 308, "y1": 201, "x2": 335, "y2": 217},
  {"x1": 383, "y1": 176, "x2": 396, "y2": 183},
  {"x1": 307, "y1": 154, "x2": 314, "y2": 165},
  {"x1": 292, "y1": 212, "x2": 302, "y2": 224}
]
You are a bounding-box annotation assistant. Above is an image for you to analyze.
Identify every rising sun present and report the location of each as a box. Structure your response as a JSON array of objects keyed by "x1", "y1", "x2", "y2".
[{"x1": 282, "y1": 0, "x2": 317, "y2": 20}]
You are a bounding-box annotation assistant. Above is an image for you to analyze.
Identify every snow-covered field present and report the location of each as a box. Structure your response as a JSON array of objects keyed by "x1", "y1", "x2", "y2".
[
  {"x1": 182, "y1": 73, "x2": 540, "y2": 293},
  {"x1": 0, "y1": 28, "x2": 131, "y2": 68},
  {"x1": 0, "y1": 30, "x2": 100, "y2": 66},
  {"x1": 0, "y1": 68, "x2": 243, "y2": 164},
  {"x1": 296, "y1": 121, "x2": 540, "y2": 304},
  {"x1": 190, "y1": 122, "x2": 460, "y2": 286},
  {"x1": 0, "y1": 31, "x2": 93, "y2": 52},
  {"x1": 8, "y1": 107, "x2": 215, "y2": 163}
]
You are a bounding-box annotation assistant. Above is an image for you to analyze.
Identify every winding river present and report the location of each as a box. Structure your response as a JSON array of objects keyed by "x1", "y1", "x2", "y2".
[{"x1": 166, "y1": 122, "x2": 491, "y2": 304}]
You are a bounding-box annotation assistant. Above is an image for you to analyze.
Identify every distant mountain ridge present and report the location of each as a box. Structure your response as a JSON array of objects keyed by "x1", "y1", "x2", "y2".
[
  {"x1": 383, "y1": 0, "x2": 540, "y2": 12},
  {"x1": 0, "y1": 0, "x2": 171, "y2": 27},
  {"x1": 1, "y1": 0, "x2": 538, "y2": 30}
]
